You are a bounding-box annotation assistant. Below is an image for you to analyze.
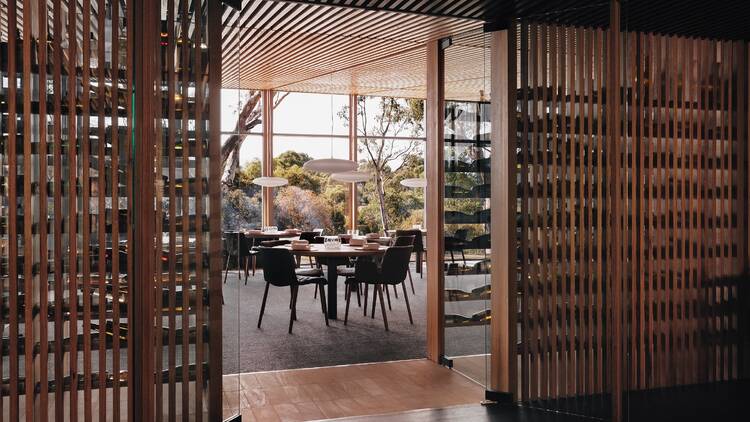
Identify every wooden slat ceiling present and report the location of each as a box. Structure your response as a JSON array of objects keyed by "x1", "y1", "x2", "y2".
[
  {"x1": 279, "y1": 32, "x2": 491, "y2": 101},
  {"x1": 287, "y1": 0, "x2": 750, "y2": 40},
  {"x1": 221, "y1": 0, "x2": 485, "y2": 100}
]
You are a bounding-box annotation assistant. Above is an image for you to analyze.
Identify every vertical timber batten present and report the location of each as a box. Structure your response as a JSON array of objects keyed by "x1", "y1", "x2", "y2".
[
  {"x1": 132, "y1": 0, "x2": 159, "y2": 420},
  {"x1": 262, "y1": 89, "x2": 275, "y2": 226},
  {"x1": 425, "y1": 39, "x2": 445, "y2": 363},
  {"x1": 490, "y1": 27, "x2": 518, "y2": 399},
  {"x1": 608, "y1": 1, "x2": 623, "y2": 420},
  {"x1": 349, "y1": 94, "x2": 359, "y2": 231},
  {"x1": 208, "y1": 0, "x2": 225, "y2": 419}
]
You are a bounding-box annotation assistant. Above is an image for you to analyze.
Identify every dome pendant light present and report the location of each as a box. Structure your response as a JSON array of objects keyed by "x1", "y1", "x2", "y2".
[
  {"x1": 400, "y1": 178, "x2": 427, "y2": 188},
  {"x1": 330, "y1": 170, "x2": 372, "y2": 183},
  {"x1": 252, "y1": 176, "x2": 289, "y2": 187},
  {"x1": 303, "y1": 88, "x2": 357, "y2": 174}
]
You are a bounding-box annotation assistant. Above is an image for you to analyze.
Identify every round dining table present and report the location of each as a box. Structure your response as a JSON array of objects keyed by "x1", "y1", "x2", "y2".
[{"x1": 277, "y1": 243, "x2": 388, "y2": 319}]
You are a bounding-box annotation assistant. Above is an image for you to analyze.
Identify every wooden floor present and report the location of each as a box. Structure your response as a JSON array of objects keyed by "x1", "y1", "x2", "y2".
[
  {"x1": 451, "y1": 354, "x2": 489, "y2": 386},
  {"x1": 222, "y1": 359, "x2": 485, "y2": 421}
]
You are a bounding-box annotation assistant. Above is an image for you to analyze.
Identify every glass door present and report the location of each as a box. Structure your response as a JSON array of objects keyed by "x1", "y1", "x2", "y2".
[{"x1": 442, "y1": 30, "x2": 492, "y2": 388}]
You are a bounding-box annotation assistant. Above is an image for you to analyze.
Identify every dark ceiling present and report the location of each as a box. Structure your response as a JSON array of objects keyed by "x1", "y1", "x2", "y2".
[{"x1": 276, "y1": 0, "x2": 750, "y2": 40}]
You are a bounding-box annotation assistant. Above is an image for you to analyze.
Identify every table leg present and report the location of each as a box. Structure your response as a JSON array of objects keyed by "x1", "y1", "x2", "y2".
[{"x1": 326, "y1": 263, "x2": 338, "y2": 320}]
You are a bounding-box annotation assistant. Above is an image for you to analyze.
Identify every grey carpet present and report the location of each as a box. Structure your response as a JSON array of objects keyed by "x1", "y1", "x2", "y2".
[{"x1": 222, "y1": 264, "x2": 488, "y2": 375}]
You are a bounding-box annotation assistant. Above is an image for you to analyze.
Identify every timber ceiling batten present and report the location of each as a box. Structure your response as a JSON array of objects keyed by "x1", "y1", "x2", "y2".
[{"x1": 220, "y1": 0, "x2": 482, "y2": 97}]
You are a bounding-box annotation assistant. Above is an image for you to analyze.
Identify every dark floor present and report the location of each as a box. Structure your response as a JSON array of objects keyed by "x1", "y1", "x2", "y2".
[
  {"x1": 316, "y1": 380, "x2": 750, "y2": 422},
  {"x1": 314, "y1": 404, "x2": 591, "y2": 422},
  {"x1": 222, "y1": 264, "x2": 488, "y2": 374}
]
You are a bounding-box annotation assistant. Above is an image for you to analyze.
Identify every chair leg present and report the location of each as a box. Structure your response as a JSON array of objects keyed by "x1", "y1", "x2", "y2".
[
  {"x1": 244, "y1": 256, "x2": 249, "y2": 282},
  {"x1": 401, "y1": 281, "x2": 414, "y2": 325},
  {"x1": 314, "y1": 284, "x2": 318, "y2": 299},
  {"x1": 408, "y1": 268, "x2": 415, "y2": 294},
  {"x1": 318, "y1": 283, "x2": 329, "y2": 326},
  {"x1": 252, "y1": 255, "x2": 256, "y2": 276},
  {"x1": 355, "y1": 283, "x2": 362, "y2": 307},
  {"x1": 257, "y1": 282, "x2": 270, "y2": 329},
  {"x1": 344, "y1": 283, "x2": 351, "y2": 325},
  {"x1": 223, "y1": 253, "x2": 230, "y2": 284},
  {"x1": 377, "y1": 285, "x2": 389, "y2": 331},
  {"x1": 450, "y1": 250, "x2": 455, "y2": 263},
  {"x1": 288, "y1": 285, "x2": 298, "y2": 334},
  {"x1": 461, "y1": 249, "x2": 466, "y2": 266},
  {"x1": 384, "y1": 282, "x2": 392, "y2": 310},
  {"x1": 363, "y1": 284, "x2": 369, "y2": 316},
  {"x1": 371, "y1": 284, "x2": 378, "y2": 318},
  {"x1": 392, "y1": 283, "x2": 398, "y2": 299},
  {"x1": 419, "y1": 252, "x2": 423, "y2": 278}
]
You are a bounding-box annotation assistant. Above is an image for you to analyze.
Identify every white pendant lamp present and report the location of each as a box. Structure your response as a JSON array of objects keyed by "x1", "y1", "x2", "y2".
[
  {"x1": 303, "y1": 90, "x2": 357, "y2": 174},
  {"x1": 330, "y1": 170, "x2": 372, "y2": 183},
  {"x1": 303, "y1": 158, "x2": 358, "y2": 173},
  {"x1": 400, "y1": 178, "x2": 427, "y2": 188},
  {"x1": 252, "y1": 176, "x2": 288, "y2": 187}
]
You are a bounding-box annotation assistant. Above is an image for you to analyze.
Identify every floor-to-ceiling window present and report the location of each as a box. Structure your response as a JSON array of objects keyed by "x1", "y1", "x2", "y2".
[
  {"x1": 354, "y1": 96, "x2": 426, "y2": 234},
  {"x1": 271, "y1": 93, "x2": 350, "y2": 232}
]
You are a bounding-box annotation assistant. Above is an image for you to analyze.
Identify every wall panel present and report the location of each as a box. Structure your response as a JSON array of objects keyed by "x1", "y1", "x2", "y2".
[
  {"x1": 515, "y1": 22, "x2": 609, "y2": 417},
  {"x1": 0, "y1": 1, "x2": 222, "y2": 420},
  {"x1": 513, "y1": 19, "x2": 748, "y2": 421}
]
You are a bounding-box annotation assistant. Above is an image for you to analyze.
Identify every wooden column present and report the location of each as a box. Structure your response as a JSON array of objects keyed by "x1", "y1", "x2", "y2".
[
  {"x1": 207, "y1": 0, "x2": 224, "y2": 418},
  {"x1": 349, "y1": 94, "x2": 359, "y2": 231},
  {"x1": 489, "y1": 27, "x2": 517, "y2": 400},
  {"x1": 131, "y1": 0, "x2": 159, "y2": 420},
  {"x1": 608, "y1": 1, "x2": 623, "y2": 420},
  {"x1": 262, "y1": 89, "x2": 275, "y2": 226},
  {"x1": 425, "y1": 39, "x2": 445, "y2": 363}
]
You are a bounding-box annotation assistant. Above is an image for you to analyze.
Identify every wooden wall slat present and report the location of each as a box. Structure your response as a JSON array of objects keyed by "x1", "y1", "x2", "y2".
[
  {"x1": 96, "y1": 0, "x2": 108, "y2": 418},
  {"x1": 519, "y1": 22, "x2": 529, "y2": 403},
  {"x1": 112, "y1": 0, "x2": 124, "y2": 417},
  {"x1": 548, "y1": 25, "x2": 559, "y2": 402},
  {"x1": 51, "y1": 0, "x2": 65, "y2": 418},
  {"x1": 66, "y1": 0, "x2": 80, "y2": 416},
  {"x1": 7, "y1": 1, "x2": 19, "y2": 419},
  {"x1": 166, "y1": 0, "x2": 179, "y2": 419}
]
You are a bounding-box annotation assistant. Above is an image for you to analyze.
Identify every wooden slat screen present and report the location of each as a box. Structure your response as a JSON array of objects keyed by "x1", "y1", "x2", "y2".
[
  {"x1": 0, "y1": 0, "x2": 222, "y2": 420},
  {"x1": 615, "y1": 31, "x2": 747, "y2": 392},
  {"x1": 515, "y1": 19, "x2": 749, "y2": 420},
  {"x1": 154, "y1": 1, "x2": 222, "y2": 421},
  {"x1": 1, "y1": 0, "x2": 132, "y2": 419},
  {"x1": 516, "y1": 22, "x2": 609, "y2": 416}
]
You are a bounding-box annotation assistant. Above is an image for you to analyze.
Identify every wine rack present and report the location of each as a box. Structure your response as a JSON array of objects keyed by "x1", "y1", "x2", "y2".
[{"x1": 443, "y1": 100, "x2": 492, "y2": 330}]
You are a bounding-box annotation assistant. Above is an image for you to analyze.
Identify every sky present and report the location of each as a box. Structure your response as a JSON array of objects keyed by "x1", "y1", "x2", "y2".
[
  {"x1": 220, "y1": 90, "x2": 425, "y2": 168},
  {"x1": 221, "y1": 90, "x2": 351, "y2": 166}
]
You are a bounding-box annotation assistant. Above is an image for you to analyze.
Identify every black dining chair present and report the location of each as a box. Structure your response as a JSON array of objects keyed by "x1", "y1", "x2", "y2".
[
  {"x1": 395, "y1": 229, "x2": 424, "y2": 277},
  {"x1": 240, "y1": 233, "x2": 259, "y2": 284},
  {"x1": 298, "y1": 231, "x2": 319, "y2": 268},
  {"x1": 392, "y1": 235, "x2": 416, "y2": 294},
  {"x1": 256, "y1": 247, "x2": 329, "y2": 333},
  {"x1": 344, "y1": 245, "x2": 413, "y2": 330}
]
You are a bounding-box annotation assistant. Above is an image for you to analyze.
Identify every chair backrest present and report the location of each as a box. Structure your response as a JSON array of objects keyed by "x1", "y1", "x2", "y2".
[
  {"x1": 395, "y1": 229, "x2": 423, "y2": 252},
  {"x1": 257, "y1": 247, "x2": 297, "y2": 286},
  {"x1": 239, "y1": 233, "x2": 254, "y2": 257},
  {"x1": 299, "y1": 231, "x2": 318, "y2": 242},
  {"x1": 259, "y1": 239, "x2": 291, "y2": 247},
  {"x1": 454, "y1": 228, "x2": 469, "y2": 241},
  {"x1": 380, "y1": 245, "x2": 413, "y2": 284},
  {"x1": 393, "y1": 235, "x2": 415, "y2": 247}
]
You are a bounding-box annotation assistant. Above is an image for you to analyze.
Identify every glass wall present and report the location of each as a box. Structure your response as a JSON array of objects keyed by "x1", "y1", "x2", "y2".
[
  {"x1": 272, "y1": 93, "x2": 349, "y2": 232},
  {"x1": 355, "y1": 96, "x2": 426, "y2": 234},
  {"x1": 442, "y1": 29, "x2": 492, "y2": 388}
]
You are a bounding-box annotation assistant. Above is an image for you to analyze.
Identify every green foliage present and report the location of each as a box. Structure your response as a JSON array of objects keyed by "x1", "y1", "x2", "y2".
[
  {"x1": 274, "y1": 186, "x2": 332, "y2": 231},
  {"x1": 273, "y1": 151, "x2": 326, "y2": 193},
  {"x1": 222, "y1": 188, "x2": 261, "y2": 231}
]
